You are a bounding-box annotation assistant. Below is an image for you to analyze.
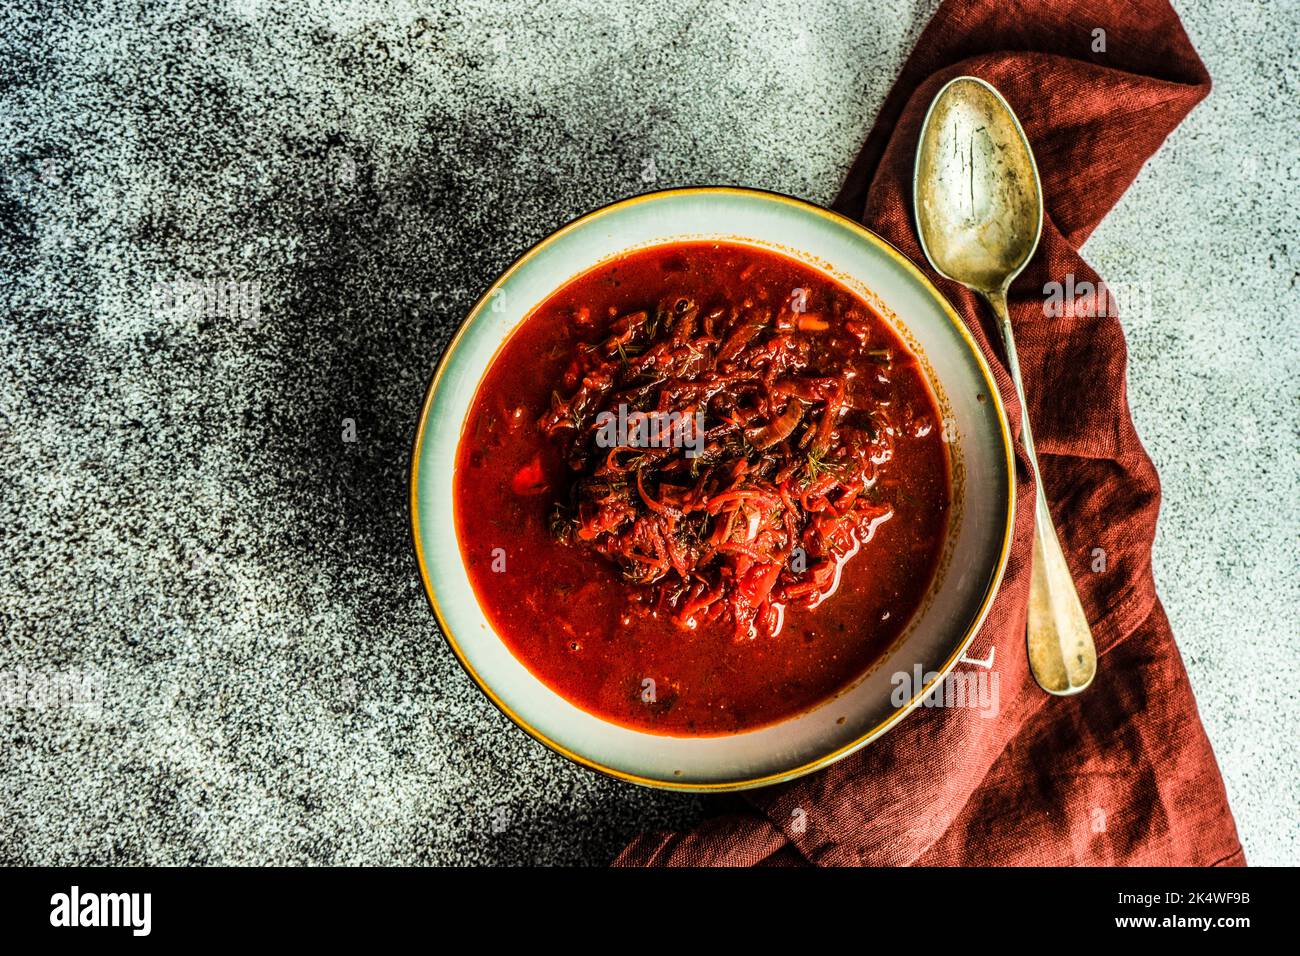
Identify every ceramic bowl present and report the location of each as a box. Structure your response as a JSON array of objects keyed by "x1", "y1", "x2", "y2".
[{"x1": 411, "y1": 187, "x2": 1013, "y2": 790}]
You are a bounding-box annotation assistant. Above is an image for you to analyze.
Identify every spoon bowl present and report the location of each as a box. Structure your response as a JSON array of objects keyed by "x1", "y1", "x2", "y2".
[{"x1": 914, "y1": 76, "x2": 1043, "y2": 294}]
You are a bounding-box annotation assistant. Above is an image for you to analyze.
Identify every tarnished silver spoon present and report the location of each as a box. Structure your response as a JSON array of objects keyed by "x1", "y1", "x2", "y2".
[{"x1": 913, "y1": 75, "x2": 1097, "y2": 695}]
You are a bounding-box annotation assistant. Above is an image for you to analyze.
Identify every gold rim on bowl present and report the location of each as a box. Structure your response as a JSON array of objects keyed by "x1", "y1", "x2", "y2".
[{"x1": 408, "y1": 186, "x2": 1015, "y2": 791}]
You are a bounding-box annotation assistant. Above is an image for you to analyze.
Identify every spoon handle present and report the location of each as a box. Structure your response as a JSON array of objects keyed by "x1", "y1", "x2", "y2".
[{"x1": 984, "y1": 289, "x2": 1098, "y2": 695}]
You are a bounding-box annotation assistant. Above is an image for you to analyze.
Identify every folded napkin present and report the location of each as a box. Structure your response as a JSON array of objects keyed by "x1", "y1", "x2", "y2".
[{"x1": 616, "y1": 0, "x2": 1244, "y2": 867}]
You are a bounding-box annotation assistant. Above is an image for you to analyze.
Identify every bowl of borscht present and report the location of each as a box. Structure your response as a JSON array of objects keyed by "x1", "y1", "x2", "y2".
[{"x1": 411, "y1": 187, "x2": 1013, "y2": 789}]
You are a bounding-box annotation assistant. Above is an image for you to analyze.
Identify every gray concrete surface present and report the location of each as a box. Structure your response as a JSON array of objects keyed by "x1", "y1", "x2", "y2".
[{"x1": 1, "y1": 0, "x2": 1295, "y2": 865}]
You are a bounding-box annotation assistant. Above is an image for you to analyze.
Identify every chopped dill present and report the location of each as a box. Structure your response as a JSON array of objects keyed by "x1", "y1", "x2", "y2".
[{"x1": 804, "y1": 447, "x2": 849, "y2": 484}]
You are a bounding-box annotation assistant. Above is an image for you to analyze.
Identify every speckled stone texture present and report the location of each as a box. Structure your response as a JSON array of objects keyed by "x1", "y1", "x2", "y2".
[{"x1": 1, "y1": 0, "x2": 1295, "y2": 865}]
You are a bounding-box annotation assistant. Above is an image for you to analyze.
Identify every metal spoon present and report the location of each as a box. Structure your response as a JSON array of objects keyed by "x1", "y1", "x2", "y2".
[{"x1": 913, "y1": 75, "x2": 1097, "y2": 695}]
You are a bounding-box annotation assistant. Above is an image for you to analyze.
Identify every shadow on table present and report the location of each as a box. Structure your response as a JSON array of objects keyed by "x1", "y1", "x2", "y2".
[{"x1": 254, "y1": 93, "x2": 708, "y2": 864}]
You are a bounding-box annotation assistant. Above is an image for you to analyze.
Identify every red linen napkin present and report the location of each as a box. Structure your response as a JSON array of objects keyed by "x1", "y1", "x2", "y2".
[{"x1": 615, "y1": 0, "x2": 1244, "y2": 867}]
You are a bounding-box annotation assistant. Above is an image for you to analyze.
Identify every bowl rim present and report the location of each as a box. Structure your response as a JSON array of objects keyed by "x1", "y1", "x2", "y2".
[{"x1": 409, "y1": 185, "x2": 1015, "y2": 791}]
